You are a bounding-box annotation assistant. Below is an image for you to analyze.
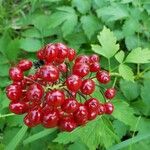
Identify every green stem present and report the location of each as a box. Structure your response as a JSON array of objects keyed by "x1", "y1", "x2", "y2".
[
  {"x1": 112, "y1": 77, "x2": 117, "y2": 88},
  {"x1": 110, "y1": 72, "x2": 122, "y2": 77},
  {"x1": 108, "y1": 59, "x2": 111, "y2": 72},
  {"x1": 0, "y1": 113, "x2": 15, "y2": 118}
]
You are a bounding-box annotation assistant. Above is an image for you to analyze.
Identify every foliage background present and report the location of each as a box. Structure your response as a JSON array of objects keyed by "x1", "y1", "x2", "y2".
[{"x1": 0, "y1": 0, "x2": 150, "y2": 150}]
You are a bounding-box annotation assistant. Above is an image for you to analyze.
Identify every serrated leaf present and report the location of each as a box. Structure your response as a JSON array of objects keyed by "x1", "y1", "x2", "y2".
[
  {"x1": 115, "y1": 51, "x2": 125, "y2": 63},
  {"x1": 54, "y1": 117, "x2": 119, "y2": 150},
  {"x1": 81, "y1": 15, "x2": 101, "y2": 39},
  {"x1": 92, "y1": 26, "x2": 119, "y2": 59},
  {"x1": 119, "y1": 64, "x2": 134, "y2": 81},
  {"x1": 125, "y1": 47, "x2": 150, "y2": 63},
  {"x1": 20, "y1": 38, "x2": 42, "y2": 52},
  {"x1": 72, "y1": 0, "x2": 91, "y2": 14}
]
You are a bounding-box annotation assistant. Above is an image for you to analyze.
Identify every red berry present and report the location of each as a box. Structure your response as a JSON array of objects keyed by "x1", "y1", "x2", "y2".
[
  {"x1": 9, "y1": 67, "x2": 23, "y2": 81},
  {"x1": 46, "y1": 90, "x2": 65, "y2": 107},
  {"x1": 90, "y1": 62, "x2": 100, "y2": 72},
  {"x1": 6, "y1": 84, "x2": 22, "y2": 101},
  {"x1": 75, "y1": 55, "x2": 90, "y2": 64},
  {"x1": 104, "y1": 88, "x2": 116, "y2": 99},
  {"x1": 44, "y1": 44, "x2": 58, "y2": 62},
  {"x1": 68, "y1": 48, "x2": 76, "y2": 61},
  {"x1": 104, "y1": 102, "x2": 114, "y2": 114},
  {"x1": 66, "y1": 75, "x2": 82, "y2": 92},
  {"x1": 42, "y1": 109, "x2": 59, "y2": 128},
  {"x1": 59, "y1": 117, "x2": 77, "y2": 132},
  {"x1": 9, "y1": 101, "x2": 28, "y2": 114},
  {"x1": 80, "y1": 79, "x2": 95, "y2": 95},
  {"x1": 37, "y1": 48, "x2": 45, "y2": 60},
  {"x1": 13, "y1": 79, "x2": 27, "y2": 88},
  {"x1": 58, "y1": 63, "x2": 67, "y2": 73},
  {"x1": 24, "y1": 107, "x2": 42, "y2": 127},
  {"x1": 62, "y1": 98, "x2": 79, "y2": 113},
  {"x1": 96, "y1": 70, "x2": 110, "y2": 84},
  {"x1": 98, "y1": 104, "x2": 105, "y2": 115},
  {"x1": 88, "y1": 110, "x2": 98, "y2": 120},
  {"x1": 26, "y1": 83, "x2": 44, "y2": 102},
  {"x1": 90, "y1": 54, "x2": 100, "y2": 63},
  {"x1": 85, "y1": 98, "x2": 100, "y2": 111},
  {"x1": 17, "y1": 59, "x2": 33, "y2": 71},
  {"x1": 74, "y1": 105, "x2": 88, "y2": 125},
  {"x1": 73, "y1": 63, "x2": 90, "y2": 77},
  {"x1": 39, "y1": 65, "x2": 59, "y2": 82}
]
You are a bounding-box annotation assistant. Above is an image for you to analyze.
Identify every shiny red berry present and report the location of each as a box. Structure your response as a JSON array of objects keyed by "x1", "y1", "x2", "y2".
[
  {"x1": 88, "y1": 110, "x2": 98, "y2": 120},
  {"x1": 85, "y1": 98, "x2": 100, "y2": 111},
  {"x1": 104, "y1": 102, "x2": 114, "y2": 114},
  {"x1": 58, "y1": 63, "x2": 67, "y2": 73},
  {"x1": 73, "y1": 63, "x2": 90, "y2": 77},
  {"x1": 74, "y1": 105, "x2": 88, "y2": 125},
  {"x1": 6, "y1": 84, "x2": 22, "y2": 101},
  {"x1": 46, "y1": 90, "x2": 65, "y2": 107},
  {"x1": 9, "y1": 101, "x2": 28, "y2": 114},
  {"x1": 62, "y1": 98, "x2": 79, "y2": 113},
  {"x1": 75, "y1": 55, "x2": 90, "y2": 64},
  {"x1": 96, "y1": 70, "x2": 110, "y2": 84},
  {"x1": 66, "y1": 75, "x2": 82, "y2": 92},
  {"x1": 9, "y1": 67, "x2": 23, "y2": 81},
  {"x1": 90, "y1": 62, "x2": 100, "y2": 72},
  {"x1": 90, "y1": 54, "x2": 100, "y2": 63},
  {"x1": 36, "y1": 48, "x2": 45, "y2": 60},
  {"x1": 98, "y1": 104, "x2": 106, "y2": 115},
  {"x1": 104, "y1": 88, "x2": 116, "y2": 99},
  {"x1": 80, "y1": 79, "x2": 95, "y2": 95},
  {"x1": 39, "y1": 65, "x2": 59, "y2": 82},
  {"x1": 56, "y1": 43, "x2": 68, "y2": 59},
  {"x1": 17, "y1": 59, "x2": 33, "y2": 71},
  {"x1": 68, "y1": 48, "x2": 76, "y2": 61}
]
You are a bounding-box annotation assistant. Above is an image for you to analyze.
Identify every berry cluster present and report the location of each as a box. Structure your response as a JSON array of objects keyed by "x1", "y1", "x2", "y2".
[{"x1": 6, "y1": 43, "x2": 116, "y2": 132}]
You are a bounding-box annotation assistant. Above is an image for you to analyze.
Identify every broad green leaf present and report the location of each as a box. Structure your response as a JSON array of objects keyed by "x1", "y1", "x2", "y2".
[
  {"x1": 92, "y1": 26, "x2": 119, "y2": 59},
  {"x1": 5, "y1": 125, "x2": 28, "y2": 150},
  {"x1": 96, "y1": 4, "x2": 129, "y2": 22},
  {"x1": 125, "y1": 47, "x2": 150, "y2": 63},
  {"x1": 81, "y1": 15, "x2": 101, "y2": 39},
  {"x1": 22, "y1": 28, "x2": 41, "y2": 38},
  {"x1": 0, "y1": 64, "x2": 10, "y2": 77},
  {"x1": 72, "y1": 0, "x2": 91, "y2": 14},
  {"x1": 119, "y1": 64, "x2": 134, "y2": 81},
  {"x1": 120, "y1": 80, "x2": 141, "y2": 100},
  {"x1": 68, "y1": 141, "x2": 88, "y2": 150},
  {"x1": 54, "y1": 116, "x2": 119, "y2": 150},
  {"x1": 20, "y1": 38, "x2": 42, "y2": 52},
  {"x1": 121, "y1": 0, "x2": 134, "y2": 3},
  {"x1": 115, "y1": 50, "x2": 125, "y2": 63},
  {"x1": 112, "y1": 99, "x2": 137, "y2": 129},
  {"x1": 141, "y1": 80, "x2": 150, "y2": 105},
  {"x1": 0, "y1": 77, "x2": 10, "y2": 88}
]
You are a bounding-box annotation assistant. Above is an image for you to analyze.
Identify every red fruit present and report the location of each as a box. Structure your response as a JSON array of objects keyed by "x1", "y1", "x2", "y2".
[
  {"x1": 66, "y1": 75, "x2": 82, "y2": 92},
  {"x1": 13, "y1": 79, "x2": 27, "y2": 88},
  {"x1": 9, "y1": 101, "x2": 28, "y2": 114},
  {"x1": 85, "y1": 98, "x2": 100, "y2": 111},
  {"x1": 17, "y1": 59, "x2": 33, "y2": 71},
  {"x1": 90, "y1": 62, "x2": 100, "y2": 72},
  {"x1": 80, "y1": 79, "x2": 95, "y2": 95},
  {"x1": 44, "y1": 44, "x2": 58, "y2": 62},
  {"x1": 59, "y1": 117, "x2": 77, "y2": 132},
  {"x1": 104, "y1": 88, "x2": 116, "y2": 99},
  {"x1": 90, "y1": 54, "x2": 100, "y2": 63},
  {"x1": 96, "y1": 70, "x2": 110, "y2": 84},
  {"x1": 74, "y1": 105, "x2": 88, "y2": 125},
  {"x1": 42, "y1": 109, "x2": 59, "y2": 128},
  {"x1": 37, "y1": 48, "x2": 45, "y2": 60},
  {"x1": 104, "y1": 102, "x2": 114, "y2": 114},
  {"x1": 58, "y1": 63, "x2": 67, "y2": 73},
  {"x1": 6, "y1": 84, "x2": 22, "y2": 101},
  {"x1": 9, "y1": 67, "x2": 23, "y2": 81},
  {"x1": 26, "y1": 83, "x2": 44, "y2": 102},
  {"x1": 88, "y1": 110, "x2": 98, "y2": 120},
  {"x1": 98, "y1": 104, "x2": 106, "y2": 115},
  {"x1": 62, "y1": 98, "x2": 79, "y2": 113},
  {"x1": 75, "y1": 55, "x2": 90, "y2": 64},
  {"x1": 39, "y1": 65, "x2": 59, "y2": 82},
  {"x1": 24, "y1": 107, "x2": 42, "y2": 127},
  {"x1": 55, "y1": 43, "x2": 68, "y2": 59},
  {"x1": 46, "y1": 90, "x2": 65, "y2": 107},
  {"x1": 73, "y1": 63, "x2": 90, "y2": 77},
  {"x1": 68, "y1": 48, "x2": 76, "y2": 61}
]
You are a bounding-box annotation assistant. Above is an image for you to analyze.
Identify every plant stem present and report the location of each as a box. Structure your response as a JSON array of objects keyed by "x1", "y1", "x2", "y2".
[
  {"x1": 112, "y1": 77, "x2": 117, "y2": 88},
  {"x1": 0, "y1": 113, "x2": 15, "y2": 118}
]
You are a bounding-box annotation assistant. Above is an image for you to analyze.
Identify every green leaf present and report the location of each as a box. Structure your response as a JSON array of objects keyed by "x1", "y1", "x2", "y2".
[
  {"x1": 68, "y1": 141, "x2": 88, "y2": 150},
  {"x1": 72, "y1": 0, "x2": 91, "y2": 14},
  {"x1": 115, "y1": 50, "x2": 125, "y2": 63},
  {"x1": 96, "y1": 3, "x2": 129, "y2": 22},
  {"x1": 120, "y1": 80, "x2": 141, "y2": 100},
  {"x1": 81, "y1": 15, "x2": 101, "y2": 39},
  {"x1": 20, "y1": 38, "x2": 42, "y2": 52},
  {"x1": 22, "y1": 28, "x2": 41, "y2": 38},
  {"x1": 91, "y1": 26, "x2": 119, "y2": 59},
  {"x1": 54, "y1": 117, "x2": 119, "y2": 150},
  {"x1": 121, "y1": 0, "x2": 134, "y2": 3},
  {"x1": 5, "y1": 125, "x2": 28, "y2": 150},
  {"x1": 125, "y1": 47, "x2": 150, "y2": 63},
  {"x1": 119, "y1": 64, "x2": 134, "y2": 81}
]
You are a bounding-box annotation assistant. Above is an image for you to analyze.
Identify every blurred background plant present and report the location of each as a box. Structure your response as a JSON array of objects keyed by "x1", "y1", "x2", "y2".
[{"x1": 0, "y1": 0, "x2": 150, "y2": 150}]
